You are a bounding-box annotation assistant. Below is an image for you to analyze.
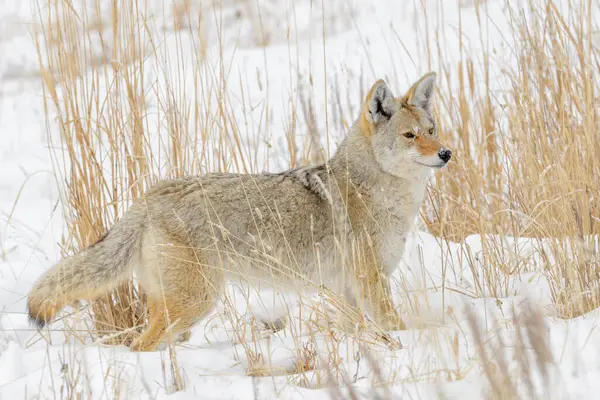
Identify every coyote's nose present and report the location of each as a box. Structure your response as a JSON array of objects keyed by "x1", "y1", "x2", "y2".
[{"x1": 438, "y1": 149, "x2": 452, "y2": 163}]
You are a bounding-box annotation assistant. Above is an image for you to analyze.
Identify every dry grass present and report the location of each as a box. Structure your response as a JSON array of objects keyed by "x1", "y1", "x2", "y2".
[
  {"x1": 31, "y1": 0, "x2": 600, "y2": 397},
  {"x1": 422, "y1": 0, "x2": 600, "y2": 316}
]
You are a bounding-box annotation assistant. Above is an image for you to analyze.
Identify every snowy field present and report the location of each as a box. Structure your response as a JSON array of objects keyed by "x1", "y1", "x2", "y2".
[{"x1": 1, "y1": 0, "x2": 600, "y2": 398}]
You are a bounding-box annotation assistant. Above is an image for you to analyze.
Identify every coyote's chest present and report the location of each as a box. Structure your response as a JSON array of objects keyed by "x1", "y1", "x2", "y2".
[{"x1": 373, "y1": 179, "x2": 428, "y2": 274}]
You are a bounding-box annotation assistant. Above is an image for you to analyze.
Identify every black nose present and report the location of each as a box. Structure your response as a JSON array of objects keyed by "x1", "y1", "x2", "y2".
[{"x1": 438, "y1": 149, "x2": 452, "y2": 163}]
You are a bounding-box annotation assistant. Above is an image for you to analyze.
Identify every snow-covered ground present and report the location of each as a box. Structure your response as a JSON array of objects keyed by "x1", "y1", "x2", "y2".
[{"x1": 2, "y1": 0, "x2": 600, "y2": 398}]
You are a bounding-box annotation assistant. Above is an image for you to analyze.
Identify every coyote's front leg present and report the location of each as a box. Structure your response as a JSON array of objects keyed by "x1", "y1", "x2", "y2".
[{"x1": 355, "y1": 262, "x2": 406, "y2": 331}]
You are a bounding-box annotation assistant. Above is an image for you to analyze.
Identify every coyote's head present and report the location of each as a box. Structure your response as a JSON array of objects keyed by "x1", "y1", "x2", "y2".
[{"x1": 359, "y1": 72, "x2": 452, "y2": 177}]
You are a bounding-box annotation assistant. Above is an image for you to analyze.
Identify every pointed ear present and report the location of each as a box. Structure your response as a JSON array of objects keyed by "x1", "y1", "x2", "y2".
[
  {"x1": 363, "y1": 79, "x2": 395, "y2": 125},
  {"x1": 405, "y1": 72, "x2": 437, "y2": 113}
]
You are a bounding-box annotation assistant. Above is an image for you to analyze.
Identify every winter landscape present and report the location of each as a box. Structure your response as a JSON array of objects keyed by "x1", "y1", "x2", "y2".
[{"x1": 1, "y1": 0, "x2": 600, "y2": 398}]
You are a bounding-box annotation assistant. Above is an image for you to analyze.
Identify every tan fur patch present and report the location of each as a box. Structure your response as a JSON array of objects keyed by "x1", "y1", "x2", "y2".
[
  {"x1": 415, "y1": 136, "x2": 442, "y2": 156},
  {"x1": 398, "y1": 98, "x2": 421, "y2": 119},
  {"x1": 359, "y1": 112, "x2": 375, "y2": 137}
]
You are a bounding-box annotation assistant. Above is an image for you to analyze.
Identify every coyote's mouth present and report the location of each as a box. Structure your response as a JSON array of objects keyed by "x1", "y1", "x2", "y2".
[{"x1": 414, "y1": 160, "x2": 447, "y2": 169}]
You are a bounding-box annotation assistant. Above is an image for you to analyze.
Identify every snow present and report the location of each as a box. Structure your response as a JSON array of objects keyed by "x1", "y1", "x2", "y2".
[{"x1": 1, "y1": 0, "x2": 600, "y2": 398}]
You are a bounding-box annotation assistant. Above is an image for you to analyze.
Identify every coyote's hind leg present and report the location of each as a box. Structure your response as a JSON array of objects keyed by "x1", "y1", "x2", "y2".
[{"x1": 131, "y1": 234, "x2": 223, "y2": 352}]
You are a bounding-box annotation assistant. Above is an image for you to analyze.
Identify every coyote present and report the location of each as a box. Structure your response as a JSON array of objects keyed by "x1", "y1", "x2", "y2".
[{"x1": 27, "y1": 72, "x2": 452, "y2": 351}]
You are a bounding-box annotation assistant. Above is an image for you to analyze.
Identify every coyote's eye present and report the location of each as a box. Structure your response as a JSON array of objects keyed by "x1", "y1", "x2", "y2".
[
  {"x1": 428, "y1": 128, "x2": 435, "y2": 135},
  {"x1": 403, "y1": 132, "x2": 415, "y2": 139}
]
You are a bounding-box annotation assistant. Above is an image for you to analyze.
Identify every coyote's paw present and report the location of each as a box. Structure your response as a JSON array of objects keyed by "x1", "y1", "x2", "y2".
[
  {"x1": 177, "y1": 330, "x2": 191, "y2": 343},
  {"x1": 130, "y1": 338, "x2": 160, "y2": 352}
]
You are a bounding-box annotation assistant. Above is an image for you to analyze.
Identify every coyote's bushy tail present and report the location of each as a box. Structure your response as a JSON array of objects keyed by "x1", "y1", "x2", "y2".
[{"x1": 27, "y1": 206, "x2": 146, "y2": 328}]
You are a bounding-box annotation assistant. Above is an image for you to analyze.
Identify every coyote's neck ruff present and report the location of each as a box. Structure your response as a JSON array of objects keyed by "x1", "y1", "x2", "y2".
[{"x1": 27, "y1": 72, "x2": 452, "y2": 351}]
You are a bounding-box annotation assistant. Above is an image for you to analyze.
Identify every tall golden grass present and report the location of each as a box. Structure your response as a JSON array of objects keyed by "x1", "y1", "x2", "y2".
[
  {"x1": 424, "y1": 0, "x2": 600, "y2": 316},
  {"x1": 32, "y1": 0, "x2": 600, "y2": 395}
]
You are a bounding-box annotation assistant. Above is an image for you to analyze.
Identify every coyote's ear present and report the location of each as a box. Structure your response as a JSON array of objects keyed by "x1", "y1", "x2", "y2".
[
  {"x1": 363, "y1": 79, "x2": 395, "y2": 126},
  {"x1": 405, "y1": 72, "x2": 437, "y2": 113}
]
